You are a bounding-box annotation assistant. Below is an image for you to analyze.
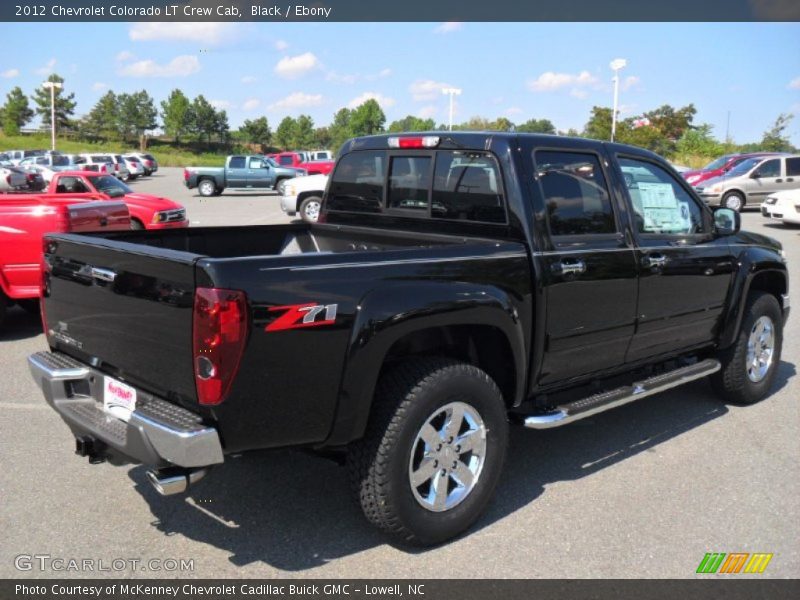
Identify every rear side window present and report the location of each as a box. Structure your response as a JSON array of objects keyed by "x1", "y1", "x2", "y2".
[
  {"x1": 535, "y1": 150, "x2": 615, "y2": 236},
  {"x1": 327, "y1": 150, "x2": 385, "y2": 213},
  {"x1": 786, "y1": 157, "x2": 800, "y2": 177},
  {"x1": 432, "y1": 152, "x2": 506, "y2": 223},
  {"x1": 229, "y1": 156, "x2": 246, "y2": 169}
]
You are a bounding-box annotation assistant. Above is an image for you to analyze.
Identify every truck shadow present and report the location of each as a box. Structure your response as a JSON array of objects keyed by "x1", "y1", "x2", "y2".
[
  {"x1": 0, "y1": 306, "x2": 43, "y2": 341},
  {"x1": 130, "y1": 360, "x2": 794, "y2": 572}
]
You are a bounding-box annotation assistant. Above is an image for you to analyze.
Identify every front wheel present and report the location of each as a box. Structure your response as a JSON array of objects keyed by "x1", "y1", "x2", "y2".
[
  {"x1": 299, "y1": 195, "x2": 322, "y2": 223},
  {"x1": 712, "y1": 291, "x2": 783, "y2": 404},
  {"x1": 347, "y1": 358, "x2": 509, "y2": 546},
  {"x1": 276, "y1": 178, "x2": 288, "y2": 196},
  {"x1": 198, "y1": 179, "x2": 217, "y2": 197},
  {"x1": 722, "y1": 191, "x2": 745, "y2": 212}
]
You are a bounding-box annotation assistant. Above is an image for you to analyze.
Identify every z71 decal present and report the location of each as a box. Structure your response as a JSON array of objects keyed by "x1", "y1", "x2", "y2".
[{"x1": 265, "y1": 303, "x2": 338, "y2": 332}]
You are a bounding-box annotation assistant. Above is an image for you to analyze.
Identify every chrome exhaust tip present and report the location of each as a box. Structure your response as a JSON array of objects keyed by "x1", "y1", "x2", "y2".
[{"x1": 146, "y1": 468, "x2": 207, "y2": 496}]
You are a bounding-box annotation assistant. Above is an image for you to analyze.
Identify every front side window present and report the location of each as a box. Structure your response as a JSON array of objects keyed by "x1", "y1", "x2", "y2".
[
  {"x1": 619, "y1": 157, "x2": 706, "y2": 235},
  {"x1": 87, "y1": 175, "x2": 131, "y2": 197},
  {"x1": 535, "y1": 150, "x2": 615, "y2": 236},
  {"x1": 249, "y1": 157, "x2": 264, "y2": 169},
  {"x1": 327, "y1": 150, "x2": 385, "y2": 213},
  {"x1": 755, "y1": 159, "x2": 780, "y2": 178}
]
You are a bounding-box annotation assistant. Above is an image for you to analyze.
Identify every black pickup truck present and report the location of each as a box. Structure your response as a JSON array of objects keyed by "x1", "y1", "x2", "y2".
[{"x1": 29, "y1": 133, "x2": 789, "y2": 545}]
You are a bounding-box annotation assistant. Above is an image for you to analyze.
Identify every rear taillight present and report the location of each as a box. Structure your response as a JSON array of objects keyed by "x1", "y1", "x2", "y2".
[
  {"x1": 387, "y1": 136, "x2": 440, "y2": 149},
  {"x1": 54, "y1": 208, "x2": 71, "y2": 233},
  {"x1": 5, "y1": 175, "x2": 10, "y2": 184},
  {"x1": 192, "y1": 287, "x2": 248, "y2": 406},
  {"x1": 183, "y1": 169, "x2": 189, "y2": 181},
  {"x1": 40, "y1": 238, "x2": 53, "y2": 335}
]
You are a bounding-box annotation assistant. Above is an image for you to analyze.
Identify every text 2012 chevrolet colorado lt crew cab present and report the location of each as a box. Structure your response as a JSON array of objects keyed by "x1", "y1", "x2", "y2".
[{"x1": 29, "y1": 133, "x2": 789, "y2": 545}]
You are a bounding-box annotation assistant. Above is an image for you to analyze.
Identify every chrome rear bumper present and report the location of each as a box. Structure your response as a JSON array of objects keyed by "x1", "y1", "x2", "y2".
[{"x1": 28, "y1": 351, "x2": 223, "y2": 468}]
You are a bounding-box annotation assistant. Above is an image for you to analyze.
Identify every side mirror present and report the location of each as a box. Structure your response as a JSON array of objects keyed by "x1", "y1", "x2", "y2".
[
  {"x1": 751, "y1": 171, "x2": 761, "y2": 179},
  {"x1": 714, "y1": 207, "x2": 740, "y2": 236}
]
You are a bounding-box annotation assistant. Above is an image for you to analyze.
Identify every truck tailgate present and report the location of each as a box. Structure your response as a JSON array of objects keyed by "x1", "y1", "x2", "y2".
[{"x1": 43, "y1": 234, "x2": 201, "y2": 407}]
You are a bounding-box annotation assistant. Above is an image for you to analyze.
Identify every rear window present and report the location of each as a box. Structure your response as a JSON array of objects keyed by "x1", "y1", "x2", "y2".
[
  {"x1": 51, "y1": 155, "x2": 69, "y2": 166},
  {"x1": 142, "y1": 154, "x2": 155, "y2": 161},
  {"x1": 91, "y1": 155, "x2": 111, "y2": 162},
  {"x1": 278, "y1": 155, "x2": 293, "y2": 166},
  {"x1": 327, "y1": 150, "x2": 507, "y2": 224}
]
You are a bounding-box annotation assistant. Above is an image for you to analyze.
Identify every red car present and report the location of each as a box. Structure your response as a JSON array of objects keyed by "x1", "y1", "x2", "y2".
[
  {"x1": 268, "y1": 152, "x2": 335, "y2": 175},
  {"x1": 0, "y1": 194, "x2": 129, "y2": 328},
  {"x1": 47, "y1": 171, "x2": 188, "y2": 230},
  {"x1": 682, "y1": 152, "x2": 789, "y2": 187}
]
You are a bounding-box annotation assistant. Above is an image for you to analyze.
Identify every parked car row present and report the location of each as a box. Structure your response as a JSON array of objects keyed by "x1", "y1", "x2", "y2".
[
  {"x1": 683, "y1": 152, "x2": 800, "y2": 212},
  {"x1": 1, "y1": 149, "x2": 160, "y2": 184}
]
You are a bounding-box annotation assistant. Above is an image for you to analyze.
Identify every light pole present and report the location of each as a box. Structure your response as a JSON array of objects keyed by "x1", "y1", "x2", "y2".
[
  {"x1": 41, "y1": 81, "x2": 63, "y2": 151},
  {"x1": 442, "y1": 87, "x2": 462, "y2": 131},
  {"x1": 609, "y1": 58, "x2": 627, "y2": 142}
]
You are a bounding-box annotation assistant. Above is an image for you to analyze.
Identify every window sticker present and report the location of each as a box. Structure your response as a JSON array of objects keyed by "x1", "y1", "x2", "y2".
[{"x1": 638, "y1": 182, "x2": 688, "y2": 233}]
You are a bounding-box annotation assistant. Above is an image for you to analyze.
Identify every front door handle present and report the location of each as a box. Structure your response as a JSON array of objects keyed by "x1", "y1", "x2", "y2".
[
  {"x1": 643, "y1": 253, "x2": 668, "y2": 269},
  {"x1": 552, "y1": 259, "x2": 586, "y2": 276},
  {"x1": 775, "y1": 178, "x2": 783, "y2": 183}
]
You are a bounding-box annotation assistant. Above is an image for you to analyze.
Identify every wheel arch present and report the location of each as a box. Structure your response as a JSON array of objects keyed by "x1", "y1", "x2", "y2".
[
  {"x1": 296, "y1": 190, "x2": 324, "y2": 212},
  {"x1": 325, "y1": 282, "x2": 527, "y2": 446}
]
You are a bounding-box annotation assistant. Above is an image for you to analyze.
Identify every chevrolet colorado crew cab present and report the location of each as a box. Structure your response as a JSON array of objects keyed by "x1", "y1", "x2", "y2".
[{"x1": 29, "y1": 133, "x2": 789, "y2": 545}]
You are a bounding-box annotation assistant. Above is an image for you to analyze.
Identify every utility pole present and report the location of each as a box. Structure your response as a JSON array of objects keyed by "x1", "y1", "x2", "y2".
[
  {"x1": 609, "y1": 59, "x2": 627, "y2": 142},
  {"x1": 442, "y1": 87, "x2": 462, "y2": 131},
  {"x1": 42, "y1": 80, "x2": 63, "y2": 151}
]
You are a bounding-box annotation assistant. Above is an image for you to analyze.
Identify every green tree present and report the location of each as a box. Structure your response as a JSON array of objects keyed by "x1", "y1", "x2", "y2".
[
  {"x1": 313, "y1": 126, "x2": 332, "y2": 149},
  {"x1": 490, "y1": 117, "x2": 514, "y2": 132},
  {"x1": 214, "y1": 109, "x2": 230, "y2": 145},
  {"x1": 161, "y1": 89, "x2": 193, "y2": 144},
  {"x1": 517, "y1": 118, "x2": 556, "y2": 134},
  {"x1": 31, "y1": 73, "x2": 76, "y2": 130},
  {"x1": 349, "y1": 99, "x2": 385, "y2": 136},
  {"x1": 79, "y1": 91, "x2": 119, "y2": 140},
  {"x1": 239, "y1": 117, "x2": 272, "y2": 152},
  {"x1": 117, "y1": 91, "x2": 158, "y2": 149},
  {"x1": 274, "y1": 116, "x2": 298, "y2": 150},
  {"x1": 760, "y1": 113, "x2": 795, "y2": 152},
  {"x1": 1, "y1": 87, "x2": 34, "y2": 135},
  {"x1": 188, "y1": 95, "x2": 219, "y2": 145},
  {"x1": 643, "y1": 104, "x2": 697, "y2": 142},
  {"x1": 328, "y1": 108, "x2": 353, "y2": 155},
  {"x1": 583, "y1": 106, "x2": 614, "y2": 141},
  {"x1": 387, "y1": 115, "x2": 436, "y2": 132},
  {"x1": 293, "y1": 114, "x2": 316, "y2": 149},
  {"x1": 675, "y1": 123, "x2": 724, "y2": 158}
]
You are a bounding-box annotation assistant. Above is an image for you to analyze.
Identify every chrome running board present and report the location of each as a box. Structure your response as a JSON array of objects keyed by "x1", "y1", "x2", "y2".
[{"x1": 524, "y1": 358, "x2": 721, "y2": 429}]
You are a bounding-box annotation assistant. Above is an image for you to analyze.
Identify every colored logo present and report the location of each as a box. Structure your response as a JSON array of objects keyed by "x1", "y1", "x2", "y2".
[{"x1": 696, "y1": 552, "x2": 773, "y2": 574}]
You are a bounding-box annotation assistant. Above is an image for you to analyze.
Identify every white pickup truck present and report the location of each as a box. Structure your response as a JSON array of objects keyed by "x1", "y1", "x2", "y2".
[{"x1": 280, "y1": 173, "x2": 328, "y2": 222}]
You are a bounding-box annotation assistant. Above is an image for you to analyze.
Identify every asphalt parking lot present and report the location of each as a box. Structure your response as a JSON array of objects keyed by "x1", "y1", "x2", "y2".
[{"x1": 0, "y1": 171, "x2": 797, "y2": 578}]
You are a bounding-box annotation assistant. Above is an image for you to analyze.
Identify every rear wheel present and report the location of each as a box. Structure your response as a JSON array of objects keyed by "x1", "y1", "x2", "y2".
[
  {"x1": 712, "y1": 291, "x2": 783, "y2": 404},
  {"x1": 0, "y1": 292, "x2": 7, "y2": 329},
  {"x1": 299, "y1": 195, "x2": 322, "y2": 223},
  {"x1": 347, "y1": 357, "x2": 509, "y2": 546},
  {"x1": 198, "y1": 179, "x2": 216, "y2": 197},
  {"x1": 16, "y1": 299, "x2": 39, "y2": 315},
  {"x1": 722, "y1": 191, "x2": 745, "y2": 212}
]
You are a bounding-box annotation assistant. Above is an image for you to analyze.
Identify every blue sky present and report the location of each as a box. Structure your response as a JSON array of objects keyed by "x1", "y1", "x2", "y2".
[{"x1": 1, "y1": 22, "x2": 799, "y2": 145}]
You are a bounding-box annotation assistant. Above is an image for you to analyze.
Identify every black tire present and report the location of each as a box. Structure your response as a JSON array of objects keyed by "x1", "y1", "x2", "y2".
[
  {"x1": 347, "y1": 357, "x2": 509, "y2": 546},
  {"x1": 16, "y1": 299, "x2": 39, "y2": 315},
  {"x1": 0, "y1": 292, "x2": 7, "y2": 329},
  {"x1": 198, "y1": 178, "x2": 217, "y2": 197},
  {"x1": 299, "y1": 195, "x2": 322, "y2": 223},
  {"x1": 722, "y1": 191, "x2": 745, "y2": 212},
  {"x1": 712, "y1": 291, "x2": 783, "y2": 404},
  {"x1": 276, "y1": 178, "x2": 288, "y2": 196},
  {"x1": 130, "y1": 218, "x2": 145, "y2": 230}
]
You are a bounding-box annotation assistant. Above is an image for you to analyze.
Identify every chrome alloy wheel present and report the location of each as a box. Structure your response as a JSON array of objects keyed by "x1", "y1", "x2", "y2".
[
  {"x1": 408, "y1": 401, "x2": 487, "y2": 512},
  {"x1": 303, "y1": 199, "x2": 321, "y2": 221},
  {"x1": 746, "y1": 315, "x2": 775, "y2": 383}
]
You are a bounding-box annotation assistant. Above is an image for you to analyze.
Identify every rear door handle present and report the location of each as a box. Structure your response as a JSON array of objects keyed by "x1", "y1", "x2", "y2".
[
  {"x1": 787, "y1": 178, "x2": 794, "y2": 183},
  {"x1": 642, "y1": 254, "x2": 668, "y2": 269},
  {"x1": 775, "y1": 178, "x2": 783, "y2": 183},
  {"x1": 552, "y1": 259, "x2": 586, "y2": 276}
]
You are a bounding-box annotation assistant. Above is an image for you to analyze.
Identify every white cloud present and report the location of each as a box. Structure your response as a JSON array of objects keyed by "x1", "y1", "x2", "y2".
[
  {"x1": 618, "y1": 104, "x2": 637, "y2": 115},
  {"x1": 268, "y1": 92, "x2": 324, "y2": 111},
  {"x1": 119, "y1": 55, "x2": 201, "y2": 78},
  {"x1": 274, "y1": 39, "x2": 289, "y2": 51},
  {"x1": 35, "y1": 58, "x2": 57, "y2": 76},
  {"x1": 116, "y1": 50, "x2": 135, "y2": 62},
  {"x1": 570, "y1": 89, "x2": 589, "y2": 99},
  {"x1": 418, "y1": 105, "x2": 438, "y2": 119},
  {"x1": 378, "y1": 68, "x2": 392, "y2": 78},
  {"x1": 241, "y1": 75, "x2": 257, "y2": 84},
  {"x1": 528, "y1": 70, "x2": 598, "y2": 92},
  {"x1": 622, "y1": 75, "x2": 640, "y2": 91},
  {"x1": 506, "y1": 107, "x2": 524, "y2": 116},
  {"x1": 434, "y1": 22, "x2": 463, "y2": 34},
  {"x1": 242, "y1": 98, "x2": 261, "y2": 111},
  {"x1": 1, "y1": 68, "x2": 19, "y2": 78},
  {"x1": 274, "y1": 52, "x2": 320, "y2": 79},
  {"x1": 92, "y1": 82, "x2": 108, "y2": 91},
  {"x1": 348, "y1": 92, "x2": 396, "y2": 109},
  {"x1": 409, "y1": 79, "x2": 454, "y2": 102},
  {"x1": 129, "y1": 22, "x2": 237, "y2": 45},
  {"x1": 210, "y1": 99, "x2": 233, "y2": 110},
  {"x1": 788, "y1": 77, "x2": 800, "y2": 90}
]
